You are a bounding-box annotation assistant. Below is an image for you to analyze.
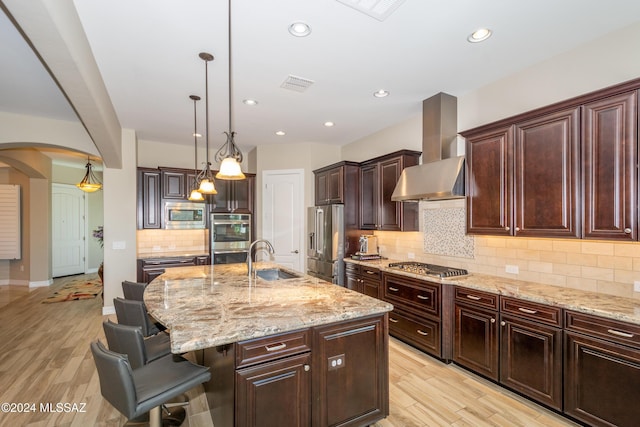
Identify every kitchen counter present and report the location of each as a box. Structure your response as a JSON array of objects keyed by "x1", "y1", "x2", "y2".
[
  {"x1": 144, "y1": 263, "x2": 393, "y2": 353},
  {"x1": 346, "y1": 258, "x2": 640, "y2": 325},
  {"x1": 137, "y1": 251, "x2": 209, "y2": 260}
]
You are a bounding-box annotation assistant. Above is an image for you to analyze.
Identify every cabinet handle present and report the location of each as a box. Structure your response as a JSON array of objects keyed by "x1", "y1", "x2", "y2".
[
  {"x1": 515, "y1": 227, "x2": 521, "y2": 232},
  {"x1": 505, "y1": 226, "x2": 510, "y2": 231},
  {"x1": 389, "y1": 317, "x2": 399, "y2": 323},
  {"x1": 607, "y1": 329, "x2": 634, "y2": 338},
  {"x1": 388, "y1": 286, "x2": 399, "y2": 292},
  {"x1": 500, "y1": 321, "x2": 506, "y2": 326},
  {"x1": 304, "y1": 364, "x2": 310, "y2": 372},
  {"x1": 491, "y1": 318, "x2": 496, "y2": 323},
  {"x1": 466, "y1": 295, "x2": 482, "y2": 301},
  {"x1": 518, "y1": 307, "x2": 538, "y2": 315},
  {"x1": 264, "y1": 343, "x2": 287, "y2": 352},
  {"x1": 417, "y1": 330, "x2": 429, "y2": 336},
  {"x1": 365, "y1": 270, "x2": 376, "y2": 275},
  {"x1": 624, "y1": 228, "x2": 632, "y2": 234},
  {"x1": 417, "y1": 295, "x2": 429, "y2": 300}
]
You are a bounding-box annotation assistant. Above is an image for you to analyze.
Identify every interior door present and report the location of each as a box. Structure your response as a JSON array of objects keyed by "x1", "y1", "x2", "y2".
[
  {"x1": 262, "y1": 169, "x2": 304, "y2": 272},
  {"x1": 52, "y1": 184, "x2": 86, "y2": 277}
]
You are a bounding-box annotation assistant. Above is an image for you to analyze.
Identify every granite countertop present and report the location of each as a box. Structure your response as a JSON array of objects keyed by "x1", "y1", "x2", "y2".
[
  {"x1": 144, "y1": 263, "x2": 393, "y2": 353},
  {"x1": 346, "y1": 258, "x2": 640, "y2": 325}
]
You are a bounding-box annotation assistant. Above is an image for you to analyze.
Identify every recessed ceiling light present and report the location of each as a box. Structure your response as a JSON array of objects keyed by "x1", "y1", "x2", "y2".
[
  {"x1": 467, "y1": 28, "x2": 492, "y2": 43},
  {"x1": 324, "y1": 121, "x2": 335, "y2": 127},
  {"x1": 373, "y1": 89, "x2": 389, "y2": 98},
  {"x1": 243, "y1": 99, "x2": 258, "y2": 106},
  {"x1": 275, "y1": 130, "x2": 286, "y2": 136},
  {"x1": 288, "y1": 22, "x2": 311, "y2": 37}
]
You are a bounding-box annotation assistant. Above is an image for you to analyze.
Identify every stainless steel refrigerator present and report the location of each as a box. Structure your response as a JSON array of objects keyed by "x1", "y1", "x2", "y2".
[{"x1": 307, "y1": 205, "x2": 345, "y2": 285}]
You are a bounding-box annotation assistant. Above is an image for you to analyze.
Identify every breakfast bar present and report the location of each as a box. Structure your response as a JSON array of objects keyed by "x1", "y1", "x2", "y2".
[{"x1": 144, "y1": 263, "x2": 393, "y2": 427}]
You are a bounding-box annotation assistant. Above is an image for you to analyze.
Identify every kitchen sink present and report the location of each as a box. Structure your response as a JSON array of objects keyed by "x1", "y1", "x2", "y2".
[{"x1": 255, "y1": 268, "x2": 301, "y2": 281}]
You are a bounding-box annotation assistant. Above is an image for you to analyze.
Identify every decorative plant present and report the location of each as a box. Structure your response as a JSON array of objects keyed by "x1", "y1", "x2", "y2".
[{"x1": 93, "y1": 226, "x2": 104, "y2": 248}]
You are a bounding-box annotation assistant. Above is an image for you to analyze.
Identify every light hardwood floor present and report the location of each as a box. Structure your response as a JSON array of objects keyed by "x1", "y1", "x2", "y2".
[{"x1": 0, "y1": 274, "x2": 579, "y2": 427}]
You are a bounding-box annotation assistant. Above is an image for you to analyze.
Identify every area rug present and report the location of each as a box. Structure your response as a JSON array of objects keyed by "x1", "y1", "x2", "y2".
[{"x1": 42, "y1": 278, "x2": 103, "y2": 303}]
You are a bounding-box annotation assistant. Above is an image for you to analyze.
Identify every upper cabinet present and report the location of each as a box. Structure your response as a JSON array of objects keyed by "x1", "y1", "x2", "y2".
[
  {"x1": 359, "y1": 150, "x2": 420, "y2": 231},
  {"x1": 314, "y1": 162, "x2": 359, "y2": 206},
  {"x1": 582, "y1": 91, "x2": 637, "y2": 241},
  {"x1": 137, "y1": 168, "x2": 162, "y2": 229},
  {"x1": 211, "y1": 175, "x2": 255, "y2": 214},
  {"x1": 463, "y1": 79, "x2": 639, "y2": 240}
]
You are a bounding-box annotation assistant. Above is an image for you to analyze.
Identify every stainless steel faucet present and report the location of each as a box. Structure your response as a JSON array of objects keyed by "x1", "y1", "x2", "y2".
[{"x1": 247, "y1": 239, "x2": 275, "y2": 277}]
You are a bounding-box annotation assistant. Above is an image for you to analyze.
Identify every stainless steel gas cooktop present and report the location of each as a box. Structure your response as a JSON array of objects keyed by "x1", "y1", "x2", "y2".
[{"x1": 387, "y1": 262, "x2": 468, "y2": 278}]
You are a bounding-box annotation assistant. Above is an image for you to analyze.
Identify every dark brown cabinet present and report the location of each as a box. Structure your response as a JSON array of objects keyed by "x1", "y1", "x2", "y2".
[
  {"x1": 582, "y1": 91, "x2": 638, "y2": 241},
  {"x1": 314, "y1": 162, "x2": 359, "y2": 206},
  {"x1": 136, "y1": 256, "x2": 210, "y2": 283},
  {"x1": 345, "y1": 262, "x2": 381, "y2": 298},
  {"x1": 499, "y1": 297, "x2": 563, "y2": 410},
  {"x1": 161, "y1": 168, "x2": 188, "y2": 199},
  {"x1": 211, "y1": 174, "x2": 255, "y2": 214},
  {"x1": 453, "y1": 287, "x2": 499, "y2": 380},
  {"x1": 382, "y1": 272, "x2": 442, "y2": 358},
  {"x1": 359, "y1": 151, "x2": 420, "y2": 231},
  {"x1": 564, "y1": 311, "x2": 640, "y2": 427},
  {"x1": 514, "y1": 107, "x2": 580, "y2": 238},
  {"x1": 137, "y1": 168, "x2": 162, "y2": 229},
  {"x1": 235, "y1": 329, "x2": 312, "y2": 427},
  {"x1": 312, "y1": 315, "x2": 389, "y2": 427}
]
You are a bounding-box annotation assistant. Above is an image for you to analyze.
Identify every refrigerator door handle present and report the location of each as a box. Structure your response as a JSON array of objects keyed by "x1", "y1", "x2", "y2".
[
  {"x1": 316, "y1": 209, "x2": 324, "y2": 255},
  {"x1": 308, "y1": 232, "x2": 315, "y2": 253}
]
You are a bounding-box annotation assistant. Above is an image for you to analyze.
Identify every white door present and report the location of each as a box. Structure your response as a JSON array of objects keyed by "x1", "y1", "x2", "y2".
[
  {"x1": 52, "y1": 184, "x2": 86, "y2": 277},
  {"x1": 262, "y1": 169, "x2": 304, "y2": 272}
]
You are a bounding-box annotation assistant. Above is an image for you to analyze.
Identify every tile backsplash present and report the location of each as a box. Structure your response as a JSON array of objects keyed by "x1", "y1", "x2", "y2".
[
  {"x1": 137, "y1": 229, "x2": 208, "y2": 257},
  {"x1": 374, "y1": 199, "x2": 640, "y2": 300}
]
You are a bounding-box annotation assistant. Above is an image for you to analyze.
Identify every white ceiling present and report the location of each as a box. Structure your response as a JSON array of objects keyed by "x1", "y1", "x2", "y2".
[{"x1": 2, "y1": 0, "x2": 640, "y2": 166}]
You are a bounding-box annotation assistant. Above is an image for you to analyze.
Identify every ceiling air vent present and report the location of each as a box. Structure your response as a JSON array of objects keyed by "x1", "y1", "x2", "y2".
[
  {"x1": 336, "y1": 0, "x2": 406, "y2": 21},
  {"x1": 280, "y1": 75, "x2": 315, "y2": 92}
]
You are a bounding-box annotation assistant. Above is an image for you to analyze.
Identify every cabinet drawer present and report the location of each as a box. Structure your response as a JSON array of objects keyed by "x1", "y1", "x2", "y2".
[
  {"x1": 236, "y1": 329, "x2": 311, "y2": 368},
  {"x1": 389, "y1": 309, "x2": 440, "y2": 357},
  {"x1": 361, "y1": 266, "x2": 381, "y2": 280},
  {"x1": 345, "y1": 262, "x2": 360, "y2": 274},
  {"x1": 454, "y1": 287, "x2": 499, "y2": 310},
  {"x1": 566, "y1": 310, "x2": 640, "y2": 348},
  {"x1": 501, "y1": 297, "x2": 562, "y2": 327},
  {"x1": 383, "y1": 274, "x2": 439, "y2": 317}
]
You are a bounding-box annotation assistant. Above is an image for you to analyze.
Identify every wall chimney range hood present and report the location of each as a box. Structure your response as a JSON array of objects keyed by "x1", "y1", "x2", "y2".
[{"x1": 391, "y1": 92, "x2": 465, "y2": 201}]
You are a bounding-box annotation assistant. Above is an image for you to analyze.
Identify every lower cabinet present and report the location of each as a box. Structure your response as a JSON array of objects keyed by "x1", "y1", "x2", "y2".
[
  {"x1": 564, "y1": 311, "x2": 640, "y2": 427},
  {"x1": 205, "y1": 314, "x2": 389, "y2": 427},
  {"x1": 345, "y1": 263, "x2": 381, "y2": 299}
]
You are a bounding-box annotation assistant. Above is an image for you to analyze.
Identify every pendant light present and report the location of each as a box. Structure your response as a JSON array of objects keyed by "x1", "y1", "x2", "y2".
[
  {"x1": 188, "y1": 95, "x2": 205, "y2": 201},
  {"x1": 196, "y1": 52, "x2": 217, "y2": 194},
  {"x1": 215, "y1": 0, "x2": 246, "y2": 180},
  {"x1": 76, "y1": 156, "x2": 102, "y2": 192}
]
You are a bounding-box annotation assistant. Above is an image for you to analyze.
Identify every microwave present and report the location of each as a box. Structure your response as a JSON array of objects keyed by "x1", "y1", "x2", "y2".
[{"x1": 164, "y1": 201, "x2": 206, "y2": 229}]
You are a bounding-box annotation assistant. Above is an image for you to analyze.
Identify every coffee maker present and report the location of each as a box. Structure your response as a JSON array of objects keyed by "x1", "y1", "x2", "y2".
[{"x1": 357, "y1": 235, "x2": 379, "y2": 256}]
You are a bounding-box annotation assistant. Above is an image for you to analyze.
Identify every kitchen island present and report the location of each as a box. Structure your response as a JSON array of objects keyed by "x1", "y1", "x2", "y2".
[{"x1": 144, "y1": 263, "x2": 393, "y2": 427}]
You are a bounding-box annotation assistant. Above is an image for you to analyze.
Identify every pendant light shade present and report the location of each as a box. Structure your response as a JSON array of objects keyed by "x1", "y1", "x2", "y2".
[
  {"x1": 196, "y1": 52, "x2": 217, "y2": 194},
  {"x1": 76, "y1": 157, "x2": 102, "y2": 193},
  {"x1": 188, "y1": 95, "x2": 205, "y2": 201},
  {"x1": 215, "y1": 0, "x2": 245, "y2": 180}
]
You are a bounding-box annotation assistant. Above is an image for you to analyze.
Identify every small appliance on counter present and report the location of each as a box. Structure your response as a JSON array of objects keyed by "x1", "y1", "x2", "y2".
[{"x1": 352, "y1": 235, "x2": 381, "y2": 260}]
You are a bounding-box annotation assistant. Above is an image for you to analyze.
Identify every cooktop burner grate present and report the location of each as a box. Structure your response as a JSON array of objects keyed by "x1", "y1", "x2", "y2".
[{"x1": 387, "y1": 262, "x2": 468, "y2": 278}]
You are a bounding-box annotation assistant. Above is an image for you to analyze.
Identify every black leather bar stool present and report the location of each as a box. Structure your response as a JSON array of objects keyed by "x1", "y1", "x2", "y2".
[
  {"x1": 90, "y1": 340, "x2": 210, "y2": 427},
  {"x1": 122, "y1": 280, "x2": 147, "y2": 301},
  {"x1": 113, "y1": 297, "x2": 165, "y2": 337}
]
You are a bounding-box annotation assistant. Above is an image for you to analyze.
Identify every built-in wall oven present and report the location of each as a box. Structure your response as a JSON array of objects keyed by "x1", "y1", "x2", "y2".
[{"x1": 210, "y1": 213, "x2": 251, "y2": 264}]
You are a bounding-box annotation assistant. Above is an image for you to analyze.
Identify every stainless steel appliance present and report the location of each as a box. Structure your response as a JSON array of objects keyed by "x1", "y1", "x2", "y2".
[
  {"x1": 164, "y1": 201, "x2": 206, "y2": 229},
  {"x1": 357, "y1": 235, "x2": 379, "y2": 256},
  {"x1": 307, "y1": 205, "x2": 345, "y2": 285},
  {"x1": 387, "y1": 262, "x2": 468, "y2": 278},
  {"x1": 210, "y1": 213, "x2": 251, "y2": 264}
]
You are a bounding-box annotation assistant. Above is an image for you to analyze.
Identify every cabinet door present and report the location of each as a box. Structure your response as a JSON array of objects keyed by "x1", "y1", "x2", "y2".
[
  {"x1": 233, "y1": 176, "x2": 254, "y2": 213},
  {"x1": 138, "y1": 169, "x2": 161, "y2": 229},
  {"x1": 327, "y1": 167, "x2": 343, "y2": 204},
  {"x1": 514, "y1": 107, "x2": 580, "y2": 238},
  {"x1": 211, "y1": 179, "x2": 231, "y2": 212},
  {"x1": 235, "y1": 353, "x2": 311, "y2": 427},
  {"x1": 582, "y1": 91, "x2": 637, "y2": 240},
  {"x1": 500, "y1": 315, "x2": 562, "y2": 410},
  {"x1": 465, "y1": 125, "x2": 514, "y2": 235},
  {"x1": 453, "y1": 303, "x2": 499, "y2": 381},
  {"x1": 565, "y1": 331, "x2": 640, "y2": 427},
  {"x1": 359, "y1": 163, "x2": 378, "y2": 229},
  {"x1": 162, "y1": 170, "x2": 187, "y2": 199},
  {"x1": 379, "y1": 158, "x2": 403, "y2": 231},
  {"x1": 315, "y1": 170, "x2": 329, "y2": 206},
  {"x1": 312, "y1": 316, "x2": 388, "y2": 427}
]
